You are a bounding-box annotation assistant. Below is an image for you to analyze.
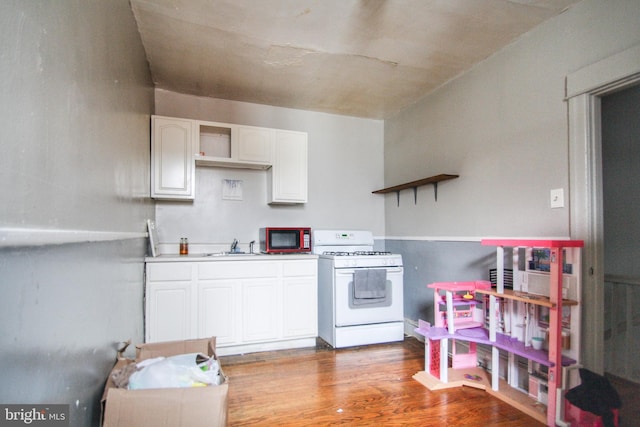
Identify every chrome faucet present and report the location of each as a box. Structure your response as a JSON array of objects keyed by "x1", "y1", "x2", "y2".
[
  {"x1": 230, "y1": 238, "x2": 238, "y2": 253},
  {"x1": 249, "y1": 240, "x2": 255, "y2": 254}
]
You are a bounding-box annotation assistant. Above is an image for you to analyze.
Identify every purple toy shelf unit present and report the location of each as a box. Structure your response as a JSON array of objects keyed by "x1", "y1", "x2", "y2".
[{"x1": 414, "y1": 239, "x2": 584, "y2": 426}]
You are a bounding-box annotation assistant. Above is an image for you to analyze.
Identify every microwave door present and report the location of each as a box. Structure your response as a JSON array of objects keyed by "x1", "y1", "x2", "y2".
[{"x1": 271, "y1": 231, "x2": 299, "y2": 250}]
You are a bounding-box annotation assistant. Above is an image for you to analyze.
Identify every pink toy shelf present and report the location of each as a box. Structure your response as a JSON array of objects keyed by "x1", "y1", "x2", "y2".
[{"x1": 415, "y1": 239, "x2": 584, "y2": 426}]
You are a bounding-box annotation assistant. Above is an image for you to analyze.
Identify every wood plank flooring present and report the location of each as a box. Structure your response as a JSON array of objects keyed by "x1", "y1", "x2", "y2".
[
  {"x1": 220, "y1": 337, "x2": 543, "y2": 426},
  {"x1": 606, "y1": 373, "x2": 640, "y2": 427}
]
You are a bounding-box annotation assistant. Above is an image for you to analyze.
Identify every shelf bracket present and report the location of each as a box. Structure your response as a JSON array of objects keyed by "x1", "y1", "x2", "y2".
[
  {"x1": 413, "y1": 187, "x2": 418, "y2": 204},
  {"x1": 433, "y1": 182, "x2": 438, "y2": 202},
  {"x1": 396, "y1": 191, "x2": 400, "y2": 207}
]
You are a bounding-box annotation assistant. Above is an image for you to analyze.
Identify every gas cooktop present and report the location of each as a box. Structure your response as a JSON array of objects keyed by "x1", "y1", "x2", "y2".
[{"x1": 322, "y1": 251, "x2": 392, "y2": 256}]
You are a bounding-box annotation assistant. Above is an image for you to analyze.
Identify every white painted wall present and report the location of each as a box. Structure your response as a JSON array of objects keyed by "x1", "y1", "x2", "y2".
[
  {"x1": 384, "y1": 0, "x2": 640, "y2": 240},
  {"x1": 154, "y1": 89, "x2": 385, "y2": 249}
]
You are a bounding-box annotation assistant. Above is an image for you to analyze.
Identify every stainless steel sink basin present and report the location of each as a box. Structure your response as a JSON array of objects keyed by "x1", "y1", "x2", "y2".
[
  {"x1": 223, "y1": 252, "x2": 257, "y2": 256},
  {"x1": 202, "y1": 252, "x2": 258, "y2": 257}
]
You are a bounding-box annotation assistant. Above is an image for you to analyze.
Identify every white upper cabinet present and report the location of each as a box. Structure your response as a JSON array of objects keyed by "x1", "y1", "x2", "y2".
[
  {"x1": 268, "y1": 130, "x2": 308, "y2": 204},
  {"x1": 195, "y1": 121, "x2": 272, "y2": 169},
  {"x1": 236, "y1": 126, "x2": 273, "y2": 165},
  {"x1": 151, "y1": 116, "x2": 195, "y2": 200},
  {"x1": 150, "y1": 115, "x2": 308, "y2": 203}
]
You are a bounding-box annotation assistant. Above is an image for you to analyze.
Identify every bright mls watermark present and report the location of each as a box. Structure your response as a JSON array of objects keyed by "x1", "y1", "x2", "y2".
[{"x1": 0, "y1": 405, "x2": 69, "y2": 426}]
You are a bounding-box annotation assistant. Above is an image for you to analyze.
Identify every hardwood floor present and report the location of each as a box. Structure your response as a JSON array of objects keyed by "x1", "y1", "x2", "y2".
[
  {"x1": 606, "y1": 373, "x2": 640, "y2": 427},
  {"x1": 220, "y1": 337, "x2": 543, "y2": 426}
]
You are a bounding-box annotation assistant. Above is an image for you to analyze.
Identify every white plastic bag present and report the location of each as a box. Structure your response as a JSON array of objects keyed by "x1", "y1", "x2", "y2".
[{"x1": 128, "y1": 352, "x2": 222, "y2": 390}]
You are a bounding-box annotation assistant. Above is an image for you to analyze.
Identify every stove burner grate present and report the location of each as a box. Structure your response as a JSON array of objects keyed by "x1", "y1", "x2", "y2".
[{"x1": 322, "y1": 250, "x2": 392, "y2": 256}]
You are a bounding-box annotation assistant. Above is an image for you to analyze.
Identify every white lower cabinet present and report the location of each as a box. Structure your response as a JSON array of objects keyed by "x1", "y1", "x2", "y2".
[
  {"x1": 145, "y1": 258, "x2": 318, "y2": 354},
  {"x1": 146, "y1": 281, "x2": 194, "y2": 343},
  {"x1": 198, "y1": 279, "x2": 240, "y2": 345},
  {"x1": 145, "y1": 261, "x2": 195, "y2": 342},
  {"x1": 242, "y1": 278, "x2": 279, "y2": 342},
  {"x1": 282, "y1": 260, "x2": 318, "y2": 338}
]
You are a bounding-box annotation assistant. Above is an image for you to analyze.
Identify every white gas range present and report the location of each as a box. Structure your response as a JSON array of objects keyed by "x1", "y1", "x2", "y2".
[{"x1": 313, "y1": 230, "x2": 404, "y2": 348}]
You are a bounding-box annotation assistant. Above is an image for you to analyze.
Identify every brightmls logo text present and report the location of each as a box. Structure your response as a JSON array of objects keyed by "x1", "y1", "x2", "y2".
[{"x1": 0, "y1": 405, "x2": 68, "y2": 426}]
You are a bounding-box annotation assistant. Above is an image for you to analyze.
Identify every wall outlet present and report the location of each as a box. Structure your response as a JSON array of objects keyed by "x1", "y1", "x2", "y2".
[{"x1": 550, "y1": 188, "x2": 564, "y2": 208}]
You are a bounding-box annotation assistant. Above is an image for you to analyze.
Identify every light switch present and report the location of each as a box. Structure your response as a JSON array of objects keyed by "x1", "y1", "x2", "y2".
[{"x1": 550, "y1": 188, "x2": 564, "y2": 208}]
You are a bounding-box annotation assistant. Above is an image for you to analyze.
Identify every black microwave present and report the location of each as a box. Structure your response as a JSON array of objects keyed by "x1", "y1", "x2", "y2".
[{"x1": 259, "y1": 227, "x2": 311, "y2": 253}]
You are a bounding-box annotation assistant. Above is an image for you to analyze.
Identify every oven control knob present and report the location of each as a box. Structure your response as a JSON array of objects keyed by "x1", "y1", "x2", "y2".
[{"x1": 350, "y1": 260, "x2": 357, "y2": 267}]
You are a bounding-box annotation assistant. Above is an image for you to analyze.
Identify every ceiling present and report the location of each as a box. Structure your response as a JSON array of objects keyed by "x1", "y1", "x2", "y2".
[{"x1": 130, "y1": 0, "x2": 579, "y2": 119}]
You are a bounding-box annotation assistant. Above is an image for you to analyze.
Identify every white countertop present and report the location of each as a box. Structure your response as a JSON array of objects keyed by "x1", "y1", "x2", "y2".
[{"x1": 145, "y1": 253, "x2": 318, "y2": 262}]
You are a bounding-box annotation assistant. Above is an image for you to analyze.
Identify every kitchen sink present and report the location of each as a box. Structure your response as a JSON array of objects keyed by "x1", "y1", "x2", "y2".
[
  {"x1": 203, "y1": 252, "x2": 258, "y2": 257},
  {"x1": 223, "y1": 252, "x2": 257, "y2": 256}
]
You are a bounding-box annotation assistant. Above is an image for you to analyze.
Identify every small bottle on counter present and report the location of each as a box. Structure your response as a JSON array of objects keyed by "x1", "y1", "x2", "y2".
[{"x1": 179, "y1": 237, "x2": 189, "y2": 255}]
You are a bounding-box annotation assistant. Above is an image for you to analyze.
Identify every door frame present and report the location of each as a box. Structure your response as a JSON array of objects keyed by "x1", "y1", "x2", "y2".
[{"x1": 567, "y1": 43, "x2": 640, "y2": 373}]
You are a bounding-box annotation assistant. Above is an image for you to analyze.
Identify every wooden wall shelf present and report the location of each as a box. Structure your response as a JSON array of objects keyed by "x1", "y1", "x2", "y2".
[{"x1": 372, "y1": 174, "x2": 459, "y2": 206}]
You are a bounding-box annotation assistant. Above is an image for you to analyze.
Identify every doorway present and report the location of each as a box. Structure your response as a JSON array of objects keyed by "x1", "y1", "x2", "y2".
[
  {"x1": 601, "y1": 84, "x2": 640, "y2": 382},
  {"x1": 567, "y1": 43, "x2": 640, "y2": 375}
]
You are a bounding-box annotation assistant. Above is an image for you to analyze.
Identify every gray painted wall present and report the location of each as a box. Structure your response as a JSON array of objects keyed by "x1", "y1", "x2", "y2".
[
  {"x1": 382, "y1": 0, "x2": 640, "y2": 365},
  {"x1": 154, "y1": 90, "x2": 385, "y2": 249},
  {"x1": 384, "y1": 0, "x2": 640, "y2": 240},
  {"x1": 0, "y1": 2, "x2": 153, "y2": 426},
  {"x1": 0, "y1": 240, "x2": 146, "y2": 421},
  {"x1": 385, "y1": 240, "x2": 496, "y2": 322}
]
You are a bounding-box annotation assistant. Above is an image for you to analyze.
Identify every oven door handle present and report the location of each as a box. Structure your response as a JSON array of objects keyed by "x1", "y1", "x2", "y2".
[{"x1": 335, "y1": 267, "x2": 403, "y2": 275}]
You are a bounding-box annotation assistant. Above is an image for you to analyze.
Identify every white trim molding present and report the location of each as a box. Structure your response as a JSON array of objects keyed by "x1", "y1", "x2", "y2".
[
  {"x1": 381, "y1": 235, "x2": 570, "y2": 242},
  {"x1": 0, "y1": 227, "x2": 146, "y2": 248},
  {"x1": 566, "y1": 44, "x2": 640, "y2": 98},
  {"x1": 566, "y1": 43, "x2": 640, "y2": 374}
]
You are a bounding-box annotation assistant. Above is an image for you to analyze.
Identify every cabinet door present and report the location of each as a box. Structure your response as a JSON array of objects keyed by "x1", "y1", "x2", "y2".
[
  {"x1": 198, "y1": 280, "x2": 241, "y2": 345},
  {"x1": 282, "y1": 260, "x2": 317, "y2": 338},
  {"x1": 151, "y1": 116, "x2": 195, "y2": 199},
  {"x1": 283, "y1": 276, "x2": 318, "y2": 338},
  {"x1": 236, "y1": 126, "x2": 273, "y2": 165},
  {"x1": 146, "y1": 281, "x2": 193, "y2": 342},
  {"x1": 268, "y1": 130, "x2": 308, "y2": 204},
  {"x1": 242, "y1": 279, "x2": 279, "y2": 342}
]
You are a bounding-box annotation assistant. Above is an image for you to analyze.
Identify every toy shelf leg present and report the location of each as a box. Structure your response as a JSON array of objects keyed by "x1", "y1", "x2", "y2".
[
  {"x1": 489, "y1": 293, "x2": 499, "y2": 391},
  {"x1": 446, "y1": 291, "x2": 455, "y2": 333},
  {"x1": 547, "y1": 247, "x2": 564, "y2": 427},
  {"x1": 492, "y1": 346, "x2": 500, "y2": 391},
  {"x1": 424, "y1": 339, "x2": 431, "y2": 376},
  {"x1": 508, "y1": 352, "x2": 519, "y2": 389}
]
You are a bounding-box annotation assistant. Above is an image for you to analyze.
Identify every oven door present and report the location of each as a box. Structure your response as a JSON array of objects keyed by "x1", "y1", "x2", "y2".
[{"x1": 334, "y1": 266, "x2": 404, "y2": 326}]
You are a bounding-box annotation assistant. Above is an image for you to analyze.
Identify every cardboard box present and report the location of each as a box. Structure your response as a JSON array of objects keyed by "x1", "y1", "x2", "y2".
[{"x1": 101, "y1": 337, "x2": 228, "y2": 427}]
